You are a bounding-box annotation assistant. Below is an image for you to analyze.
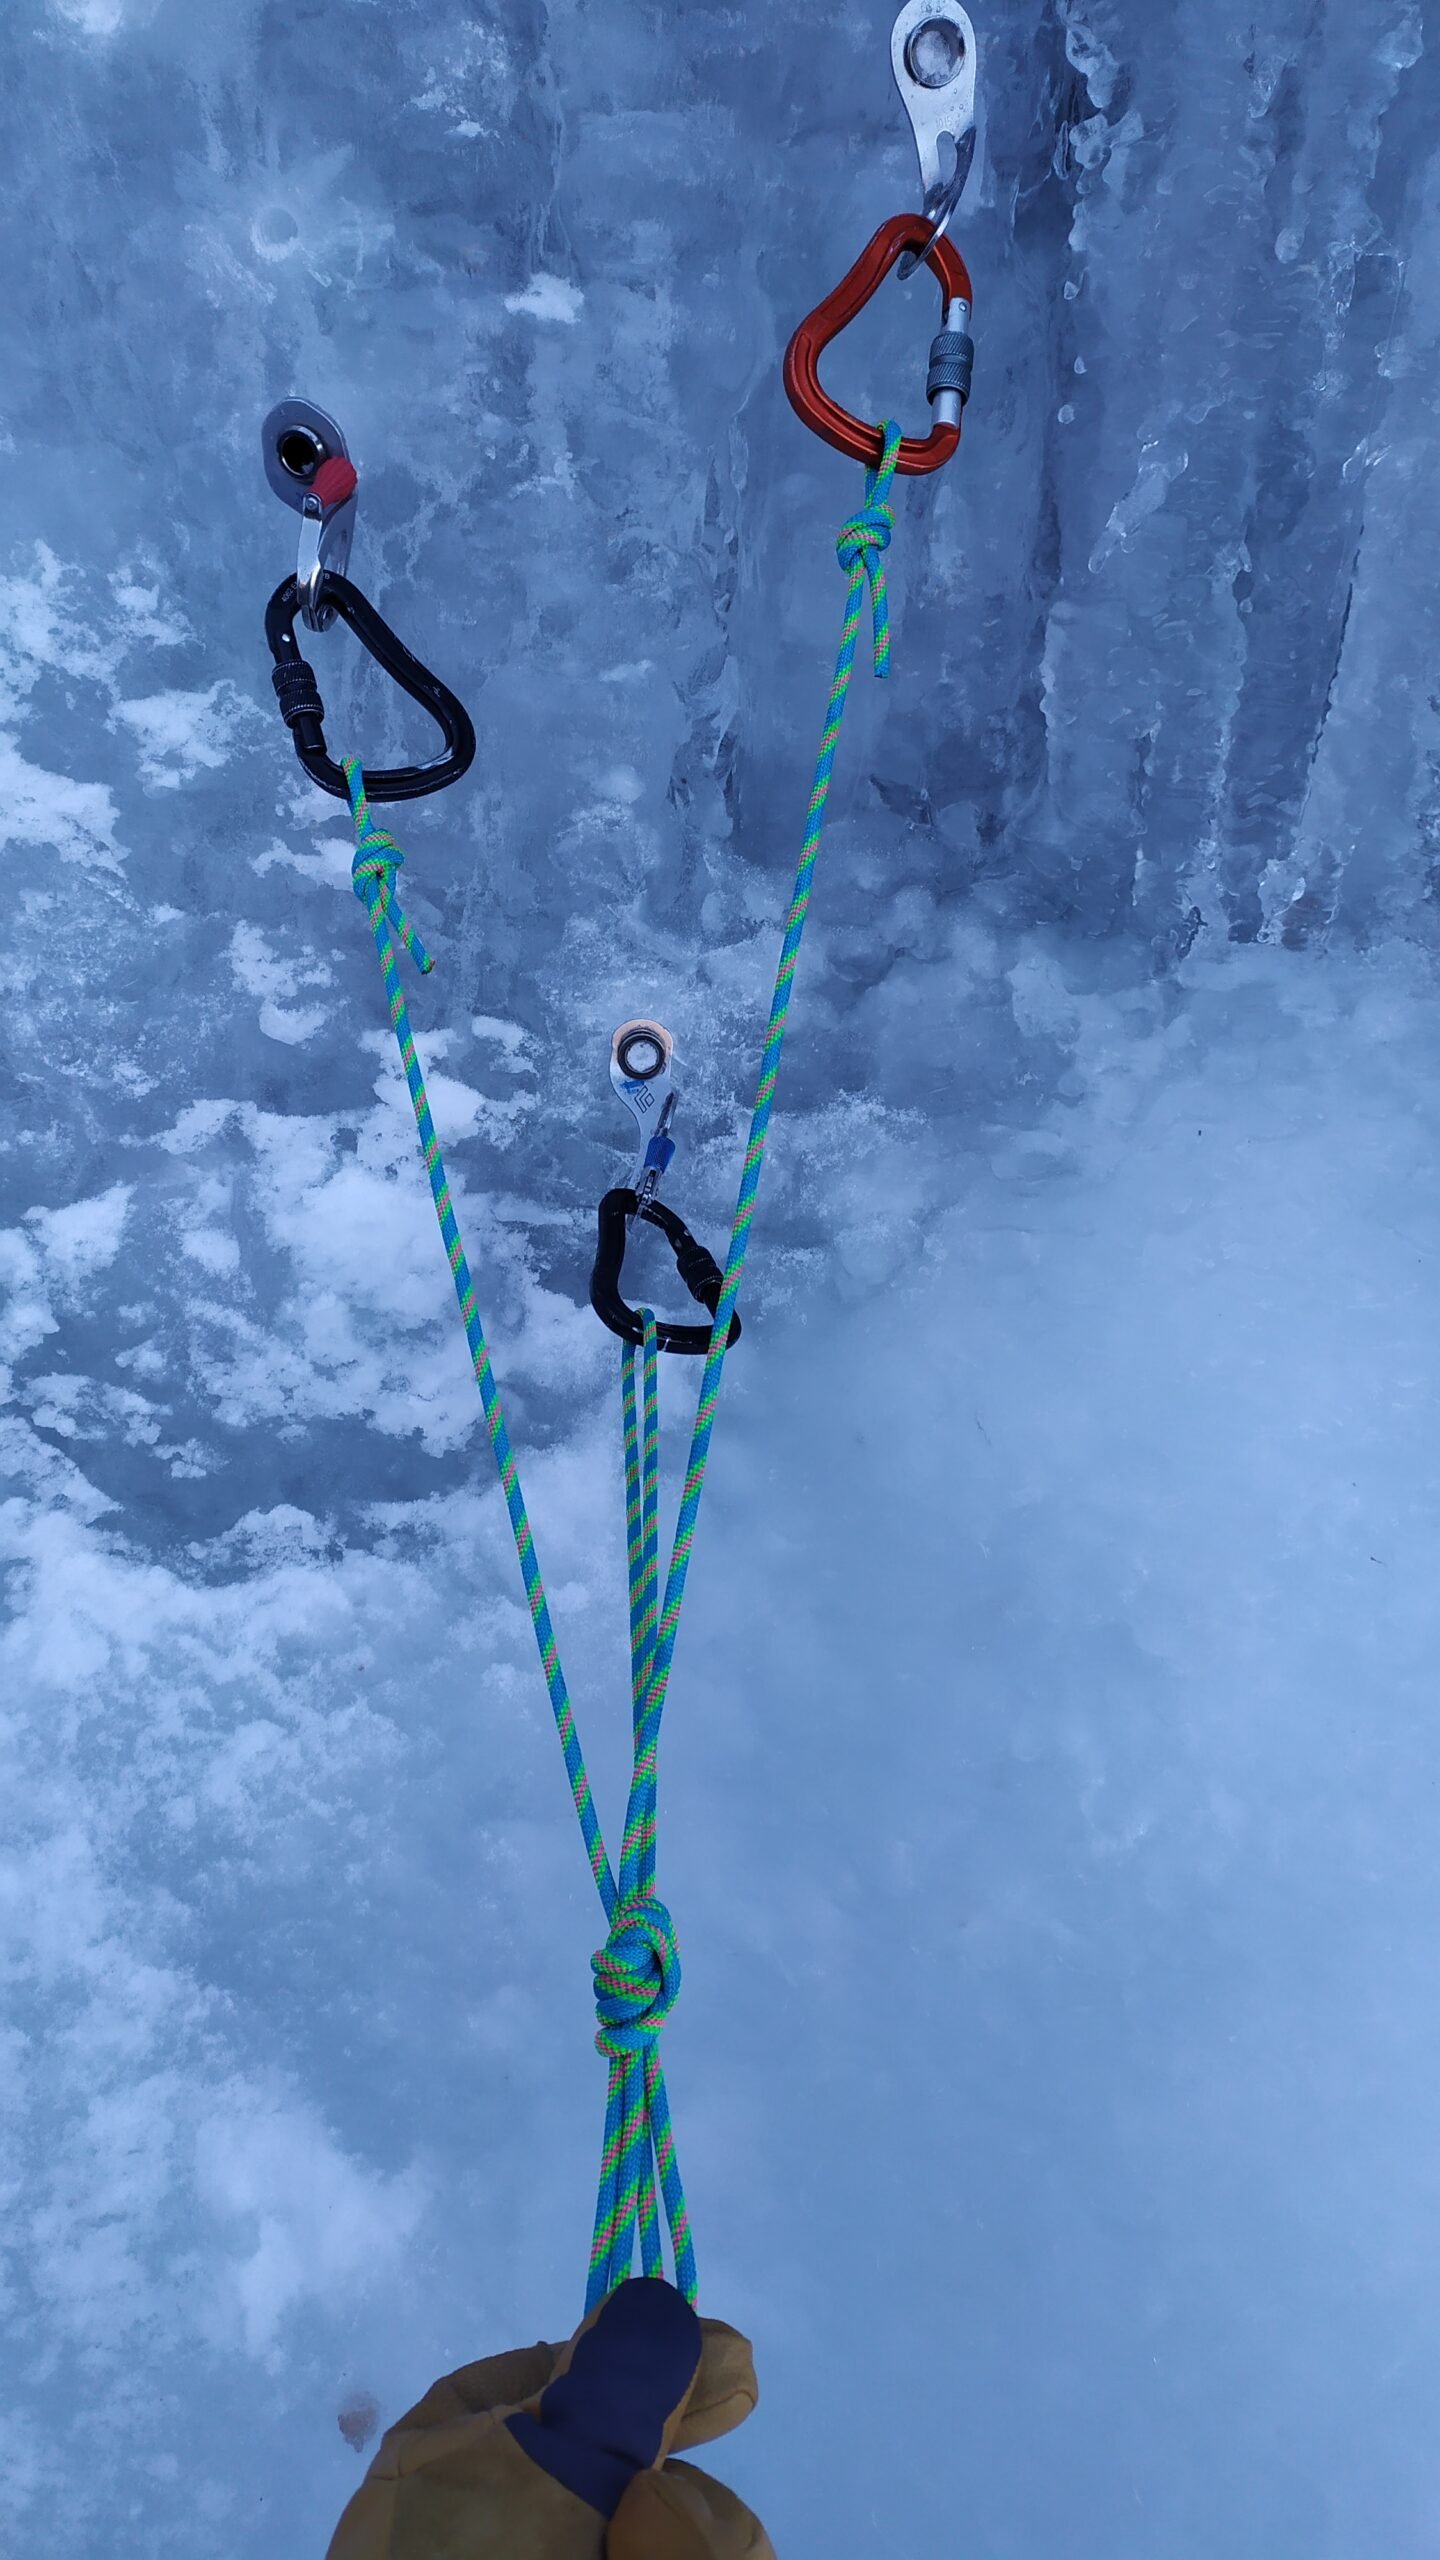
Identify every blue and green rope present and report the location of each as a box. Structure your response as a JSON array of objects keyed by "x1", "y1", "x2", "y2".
[{"x1": 341, "y1": 420, "x2": 903, "y2": 2312}]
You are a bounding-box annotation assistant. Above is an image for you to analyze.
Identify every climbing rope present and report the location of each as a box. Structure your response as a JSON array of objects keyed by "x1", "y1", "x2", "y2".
[{"x1": 341, "y1": 418, "x2": 903, "y2": 2312}]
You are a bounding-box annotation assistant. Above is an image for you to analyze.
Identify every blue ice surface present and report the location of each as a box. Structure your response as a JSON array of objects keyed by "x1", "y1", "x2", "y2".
[{"x1": 2, "y1": 0, "x2": 1439, "y2": 2553}]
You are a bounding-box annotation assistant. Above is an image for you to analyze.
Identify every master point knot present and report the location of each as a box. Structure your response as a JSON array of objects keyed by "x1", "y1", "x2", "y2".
[
  {"x1": 592, "y1": 1894, "x2": 682, "y2": 2061},
  {"x1": 835, "y1": 500, "x2": 894, "y2": 578}
]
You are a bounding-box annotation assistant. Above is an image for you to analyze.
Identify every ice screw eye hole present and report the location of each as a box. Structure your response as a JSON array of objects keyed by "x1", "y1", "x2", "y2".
[
  {"x1": 905, "y1": 18, "x2": 966, "y2": 87},
  {"x1": 278, "y1": 426, "x2": 326, "y2": 480},
  {"x1": 618, "y1": 1031, "x2": 666, "y2": 1080}
]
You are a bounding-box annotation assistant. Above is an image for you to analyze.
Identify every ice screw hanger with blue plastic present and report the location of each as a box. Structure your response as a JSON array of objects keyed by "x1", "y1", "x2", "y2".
[
  {"x1": 261, "y1": 397, "x2": 476, "y2": 802},
  {"x1": 590, "y1": 1022, "x2": 742, "y2": 1357}
]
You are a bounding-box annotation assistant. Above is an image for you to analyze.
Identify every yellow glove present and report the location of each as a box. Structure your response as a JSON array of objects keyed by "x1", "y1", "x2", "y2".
[{"x1": 327, "y1": 2278, "x2": 774, "y2": 2560}]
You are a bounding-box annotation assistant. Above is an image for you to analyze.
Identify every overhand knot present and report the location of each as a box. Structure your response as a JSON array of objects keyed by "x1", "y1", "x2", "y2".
[
  {"x1": 835, "y1": 500, "x2": 894, "y2": 578},
  {"x1": 592, "y1": 1894, "x2": 682, "y2": 2061},
  {"x1": 343, "y1": 754, "x2": 433, "y2": 974},
  {"x1": 834, "y1": 494, "x2": 896, "y2": 675},
  {"x1": 351, "y1": 823, "x2": 403, "y2": 912}
]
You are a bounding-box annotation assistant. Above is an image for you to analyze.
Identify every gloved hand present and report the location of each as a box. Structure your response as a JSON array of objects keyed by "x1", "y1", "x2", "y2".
[{"x1": 326, "y1": 2276, "x2": 774, "y2": 2559}]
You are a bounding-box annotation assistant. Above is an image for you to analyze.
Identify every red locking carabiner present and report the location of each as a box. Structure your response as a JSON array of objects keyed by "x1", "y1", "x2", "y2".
[{"x1": 782, "y1": 213, "x2": 974, "y2": 476}]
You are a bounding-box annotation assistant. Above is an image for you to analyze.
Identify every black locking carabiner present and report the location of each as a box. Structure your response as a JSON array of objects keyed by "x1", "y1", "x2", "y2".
[
  {"x1": 590, "y1": 1190, "x2": 741, "y2": 1356},
  {"x1": 265, "y1": 571, "x2": 477, "y2": 804}
]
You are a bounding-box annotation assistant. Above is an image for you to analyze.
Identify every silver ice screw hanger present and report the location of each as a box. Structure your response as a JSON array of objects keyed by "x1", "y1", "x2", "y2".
[
  {"x1": 260, "y1": 397, "x2": 358, "y2": 633},
  {"x1": 891, "y1": 1, "x2": 978, "y2": 278}
]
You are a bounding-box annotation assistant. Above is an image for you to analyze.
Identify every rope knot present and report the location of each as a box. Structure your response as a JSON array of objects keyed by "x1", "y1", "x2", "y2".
[
  {"x1": 351, "y1": 822, "x2": 402, "y2": 904},
  {"x1": 592, "y1": 1894, "x2": 681, "y2": 2060},
  {"x1": 835, "y1": 500, "x2": 894, "y2": 576},
  {"x1": 833, "y1": 429, "x2": 901, "y2": 676},
  {"x1": 343, "y1": 755, "x2": 433, "y2": 974}
]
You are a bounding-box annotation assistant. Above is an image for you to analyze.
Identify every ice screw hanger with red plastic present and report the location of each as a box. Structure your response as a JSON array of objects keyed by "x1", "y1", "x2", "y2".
[{"x1": 260, "y1": 397, "x2": 476, "y2": 803}]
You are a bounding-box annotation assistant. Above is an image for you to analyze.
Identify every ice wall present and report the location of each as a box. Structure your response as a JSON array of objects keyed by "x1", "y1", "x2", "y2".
[{"x1": 2, "y1": 3, "x2": 1439, "y2": 2556}]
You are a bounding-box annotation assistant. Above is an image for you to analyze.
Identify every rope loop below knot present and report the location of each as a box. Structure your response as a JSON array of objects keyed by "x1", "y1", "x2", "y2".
[{"x1": 592, "y1": 1894, "x2": 682, "y2": 2060}]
